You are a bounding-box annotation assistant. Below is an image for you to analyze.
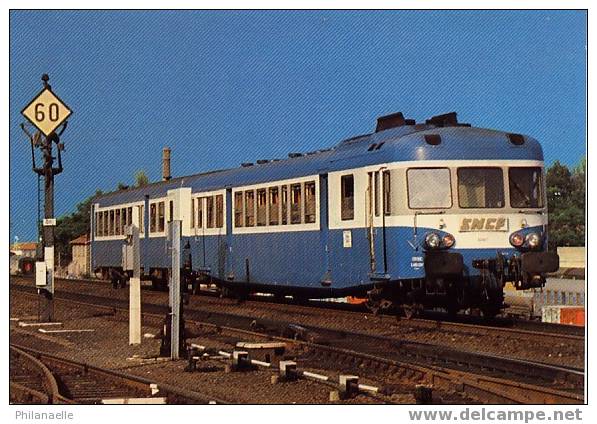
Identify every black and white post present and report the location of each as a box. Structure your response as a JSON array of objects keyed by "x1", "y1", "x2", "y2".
[{"x1": 20, "y1": 74, "x2": 70, "y2": 323}]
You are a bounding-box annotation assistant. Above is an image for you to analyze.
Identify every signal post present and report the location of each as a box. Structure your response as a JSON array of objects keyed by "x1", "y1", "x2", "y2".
[{"x1": 20, "y1": 74, "x2": 72, "y2": 322}]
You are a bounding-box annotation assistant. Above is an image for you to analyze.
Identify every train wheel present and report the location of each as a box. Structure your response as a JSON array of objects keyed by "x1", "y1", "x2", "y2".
[
  {"x1": 479, "y1": 271, "x2": 503, "y2": 320},
  {"x1": 219, "y1": 286, "x2": 233, "y2": 298},
  {"x1": 446, "y1": 305, "x2": 459, "y2": 317},
  {"x1": 402, "y1": 305, "x2": 417, "y2": 319},
  {"x1": 481, "y1": 306, "x2": 500, "y2": 320}
]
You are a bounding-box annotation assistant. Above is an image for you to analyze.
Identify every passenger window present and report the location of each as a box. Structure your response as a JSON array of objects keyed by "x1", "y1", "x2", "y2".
[
  {"x1": 122, "y1": 208, "x2": 127, "y2": 231},
  {"x1": 109, "y1": 210, "x2": 115, "y2": 236},
  {"x1": 150, "y1": 204, "x2": 156, "y2": 232},
  {"x1": 234, "y1": 192, "x2": 243, "y2": 227},
  {"x1": 158, "y1": 201, "x2": 165, "y2": 232},
  {"x1": 138, "y1": 205, "x2": 144, "y2": 233},
  {"x1": 245, "y1": 191, "x2": 255, "y2": 227},
  {"x1": 115, "y1": 209, "x2": 121, "y2": 235},
  {"x1": 304, "y1": 181, "x2": 316, "y2": 223},
  {"x1": 216, "y1": 194, "x2": 224, "y2": 228},
  {"x1": 407, "y1": 168, "x2": 452, "y2": 209},
  {"x1": 290, "y1": 183, "x2": 302, "y2": 224},
  {"x1": 127, "y1": 207, "x2": 133, "y2": 226},
  {"x1": 269, "y1": 187, "x2": 279, "y2": 225},
  {"x1": 191, "y1": 198, "x2": 195, "y2": 228},
  {"x1": 341, "y1": 175, "x2": 354, "y2": 220},
  {"x1": 458, "y1": 167, "x2": 504, "y2": 208},
  {"x1": 169, "y1": 200, "x2": 174, "y2": 223},
  {"x1": 257, "y1": 189, "x2": 267, "y2": 226},
  {"x1": 281, "y1": 185, "x2": 288, "y2": 225},
  {"x1": 96, "y1": 212, "x2": 102, "y2": 237},
  {"x1": 383, "y1": 170, "x2": 391, "y2": 215},
  {"x1": 207, "y1": 196, "x2": 215, "y2": 228},
  {"x1": 197, "y1": 198, "x2": 203, "y2": 228}
]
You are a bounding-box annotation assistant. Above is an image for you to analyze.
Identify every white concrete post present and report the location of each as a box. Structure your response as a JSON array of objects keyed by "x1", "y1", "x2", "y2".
[
  {"x1": 168, "y1": 220, "x2": 182, "y2": 359},
  {"x1": 128, "y1": 206, "x2": 141, "y2": 345}
]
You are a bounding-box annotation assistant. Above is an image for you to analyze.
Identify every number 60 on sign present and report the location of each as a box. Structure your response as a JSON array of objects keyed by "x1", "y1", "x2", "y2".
[{"x1": 21, "y1": 87, "x2": 72, "y2": 136}]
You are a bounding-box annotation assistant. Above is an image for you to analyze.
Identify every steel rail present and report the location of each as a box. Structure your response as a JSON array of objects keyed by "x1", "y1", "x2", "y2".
[
  {"x1": 12, "y1": 287, "x2": 583, "y2": 404},
  {"x1": 10, "y1": 343, "x2": 229, "y2": 405},
  {"x1": 11, "y1": 275, "x2": 586, "y2": 340}
]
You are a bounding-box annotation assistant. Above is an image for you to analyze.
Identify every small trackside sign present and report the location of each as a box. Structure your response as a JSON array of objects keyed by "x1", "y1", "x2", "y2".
[
  {"x1": 21, "y1": 87, "x2": 72, "y2": 136},
  {"x1": 43, "y1": 218, "x2": 56, "y2": 226},
  {"x1": 460, "y1": 217, "x2": 508, "y2": 232}
]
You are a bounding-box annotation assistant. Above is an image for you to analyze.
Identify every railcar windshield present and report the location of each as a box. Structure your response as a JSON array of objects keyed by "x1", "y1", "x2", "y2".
[
  {"x1": 509, "y1": 167, "x2": 544, "y2": 208},
  {"x1": 457, "y1": 167, "x2": 505, "y2": 208},
  {"x1": 407, "y1": 168, "x2": 452, "y2": 209}
]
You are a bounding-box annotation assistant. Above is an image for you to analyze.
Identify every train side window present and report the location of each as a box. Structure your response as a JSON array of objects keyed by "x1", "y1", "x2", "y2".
[
  {"x1": 304, "y1": 181, "x2": 316, "y2": 223},
  {"x1": 234, "y1": 192, "x2": 243, "y2": 227},
  {"x1": 290, "y1": 183, "x2": 302, "y2": 224},
  {"x1": 109, "y1": 210, "x2": 115, "y2": 236},
  {"x1": 96, "y1": 212, "x2": 102, "y2": 237},
  {"x1": 207, "y1": 196, "x2": 215, "y2": 228},
  {"x1": 197, "y1": 198, "x2": 203, "y2": 228},
  {"x1": 169, "y1": 200, "x2": 174, "y2": 223},
  {"x1": 122, "y1": 208, "x2": 127, "y2": 231},
  {"x1": 150, "y1": 203, "x2": 156, "y2": 232},
  {"x1": 216, "y1": 194, "x2": 224, "y2": 228},
  {"x1": 158, "y1": 201, "x2": 165, "y2": 232},
  {"x1": 256, "y1": 189, "x2": 267, "y2": 226},
  {"x1": 127, "y1": 207, "x2": 133, "y2": 226},
  {"x1": 115, "y1": 209, "x2": 121, "y2": 235},
  {"x1": 103, "y1": 211, "x2": 108, "y2": 235},
  {"x1": 341, "y1": 174, "x2": 354, "y2": 220},
  {"x1": 191, "y1": 198, "x2": 195, "y2": 228},
  {"x1": 281, "y1": 185, "x2": 288, "y2": 225},
  {"x1": 245, "y1": 191, "x2": 255, "y2": 227},
  {"x1": 138, "y1": 205, "x2": 144, "y2": 233},
  {"x1": 383, "y1": 170, "x2": 391, "y2": 215},
  {"x1": 407, "y1": 168, "x2": 452, "y2": 209},
  {"x1": 269, "y1": 187, "x2": 279, "y2": 225}
]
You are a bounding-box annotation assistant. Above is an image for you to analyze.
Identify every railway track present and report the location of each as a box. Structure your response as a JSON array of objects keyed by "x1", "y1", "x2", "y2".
[
  {"x1": 9, "y1": 344, "x2": 228, "y2": 404},
  {"x1": 11, "y1": 283, "x2": 584, "y2": 404},
  {"x1": 12, "y1": 275, "x2": 585, "y2": 341}
]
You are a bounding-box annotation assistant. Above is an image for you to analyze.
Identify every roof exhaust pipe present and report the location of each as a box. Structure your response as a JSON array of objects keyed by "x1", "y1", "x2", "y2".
[{"x1": 162, "y1": 147, "x2": 171, "y2": 181}]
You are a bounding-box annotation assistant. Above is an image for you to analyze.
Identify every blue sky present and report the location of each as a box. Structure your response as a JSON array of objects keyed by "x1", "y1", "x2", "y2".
[{"x1": 9, "y1": 10, "x2": 586, "y2": 242}]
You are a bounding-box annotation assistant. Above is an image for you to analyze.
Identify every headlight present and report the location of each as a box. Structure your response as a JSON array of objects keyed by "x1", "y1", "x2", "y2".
[
  {"x1": 425, "y1": 232, "x2": 441, "y2": 249},
  {"x1": 510, "y1": 232, "x2": 525, "y2": 247},
  {"x1": 526, "y1": 232, "x2": 542, "y2": 249},
  {"x1": 442, "y1": 233, "x2": 455, "y2": 248}
]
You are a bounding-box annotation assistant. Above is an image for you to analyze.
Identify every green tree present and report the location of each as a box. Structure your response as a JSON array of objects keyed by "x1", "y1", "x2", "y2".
[
  {"x1": 546, "y1": 158, "x2": 585, "y2": 249},
  {"x1": 135, "y1": 170, "x2": 149, "y2": 187},
  {"x1": 54, "y1": 189, "x2": 102, "y2": 266}
]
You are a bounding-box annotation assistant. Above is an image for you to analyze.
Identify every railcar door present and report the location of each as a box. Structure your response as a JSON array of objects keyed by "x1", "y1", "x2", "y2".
[{"x1": 367, "y1": 169, "x2": 389, "y2": 277}]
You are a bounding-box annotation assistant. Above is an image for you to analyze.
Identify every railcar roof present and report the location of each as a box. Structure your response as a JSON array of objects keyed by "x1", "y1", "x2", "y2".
[{"x1": 94, "y1": 123, "x2": 543, "y2": 207}]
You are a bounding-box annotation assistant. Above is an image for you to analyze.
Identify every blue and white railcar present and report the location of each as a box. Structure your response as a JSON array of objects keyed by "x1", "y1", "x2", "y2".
[{"x1": 90, "y1": 112, "x2": 559, "y2": 317}]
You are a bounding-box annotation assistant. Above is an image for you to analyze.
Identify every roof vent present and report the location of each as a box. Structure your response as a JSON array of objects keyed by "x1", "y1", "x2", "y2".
[
  {"x1": 256, "y1": 159, "x2": 270, "y2": 164},
  {"x1": 375, "y1": 112, "x2": 406, "y2": 132},
  {"x1": 424, "y1": 134, "x2": 442, "y2": 145},
  {"x1": 426, "y1": 112, "x2": 459, "y2": 127},
  {"x1": 241, "y1": 162, "x2": 254, "y2": 167},
  {"x1": 288, "y1": 152, "x2": 303, "y2": 158},
  {"x1": 508, "y1": 133, "x2": 525, "y2": 145}
]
